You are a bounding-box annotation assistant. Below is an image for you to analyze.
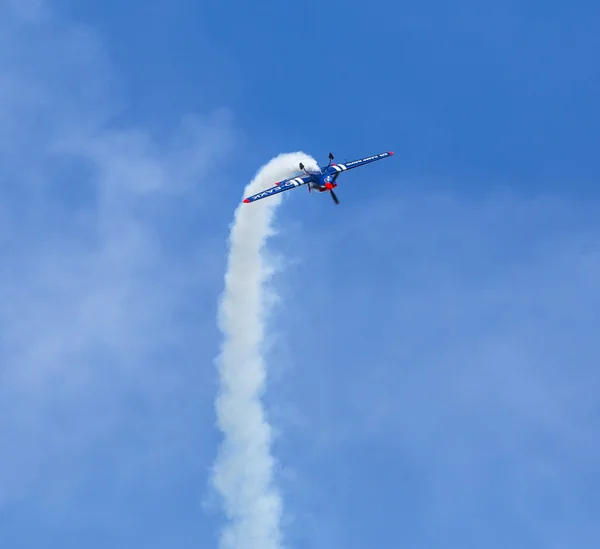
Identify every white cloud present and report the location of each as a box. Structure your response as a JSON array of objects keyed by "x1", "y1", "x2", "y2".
[
  {"x1": 0, "y1": 1, "x2": 234, "y2": 512},
  {"x1": 269, "y1": 185, "x2": 600, "y2": 548}
]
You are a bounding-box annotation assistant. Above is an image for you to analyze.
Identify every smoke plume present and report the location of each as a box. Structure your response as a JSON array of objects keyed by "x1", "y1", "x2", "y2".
[{"x1": 212, "y1": 152, "x2": 318, "y2": 549}]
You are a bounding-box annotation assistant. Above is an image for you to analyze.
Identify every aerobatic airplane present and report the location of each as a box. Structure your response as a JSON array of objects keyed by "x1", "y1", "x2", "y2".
[{"x1": 243, "y1": 151, "x2": 394, "y2": 205}]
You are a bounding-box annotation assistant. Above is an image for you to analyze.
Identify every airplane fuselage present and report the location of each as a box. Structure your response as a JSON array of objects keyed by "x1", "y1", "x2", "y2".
[{"x1": 307, "y1": 170, "x2": 337, "y2": 193}]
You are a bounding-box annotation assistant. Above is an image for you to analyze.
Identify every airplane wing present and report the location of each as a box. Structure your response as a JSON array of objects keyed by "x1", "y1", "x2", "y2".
[
  {"x1": 325, "y1": 151, "x2": 394, "y2": 176},
  {"x1": 243, "y1": 174, "x2": 312, "y2": 203}
]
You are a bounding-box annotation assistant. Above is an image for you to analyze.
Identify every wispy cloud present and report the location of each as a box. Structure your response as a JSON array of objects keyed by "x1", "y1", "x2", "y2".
[
  {"x1": 269, "y1": 185, "x2": 600, "y2": 548},
  {"x1": 0, "y1": 0, "x2": 233, "y2": 518}
]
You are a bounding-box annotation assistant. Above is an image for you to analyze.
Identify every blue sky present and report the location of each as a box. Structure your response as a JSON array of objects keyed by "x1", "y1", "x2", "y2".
[{"x1": 1, "y1": 0, "x2": 599, "y2": 548}]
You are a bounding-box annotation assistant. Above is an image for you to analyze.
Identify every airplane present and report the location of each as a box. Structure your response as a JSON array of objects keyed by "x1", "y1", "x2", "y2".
[{"x1": 243, "y1": 150, "x2": 394, "y2": 205}]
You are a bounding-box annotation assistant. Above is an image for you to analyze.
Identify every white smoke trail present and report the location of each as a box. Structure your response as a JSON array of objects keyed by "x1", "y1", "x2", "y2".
[{"x1": 212, "y1": 152, "x2": 318, "y2": 549}]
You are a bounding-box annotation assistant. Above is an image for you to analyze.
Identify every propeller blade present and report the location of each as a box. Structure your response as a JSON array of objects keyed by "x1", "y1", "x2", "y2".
[{"x1": 330, "y1": 190, "x2": 339, "y2": 205}]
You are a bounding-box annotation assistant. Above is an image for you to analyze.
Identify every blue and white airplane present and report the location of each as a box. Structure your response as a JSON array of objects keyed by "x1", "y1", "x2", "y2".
[{"x1": 243, "y1": 150, "x2": 394, "y2": 205}]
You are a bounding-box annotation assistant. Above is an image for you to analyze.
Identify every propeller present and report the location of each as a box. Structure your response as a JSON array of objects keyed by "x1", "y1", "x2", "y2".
[{"x1": 329, "y1": 160, "x2": 340, "y2": 204}]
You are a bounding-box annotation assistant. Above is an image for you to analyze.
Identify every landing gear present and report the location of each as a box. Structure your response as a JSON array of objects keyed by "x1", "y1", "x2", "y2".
[{"x1": 298, "y1": 162, "x2": 311, "y2": 192}]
